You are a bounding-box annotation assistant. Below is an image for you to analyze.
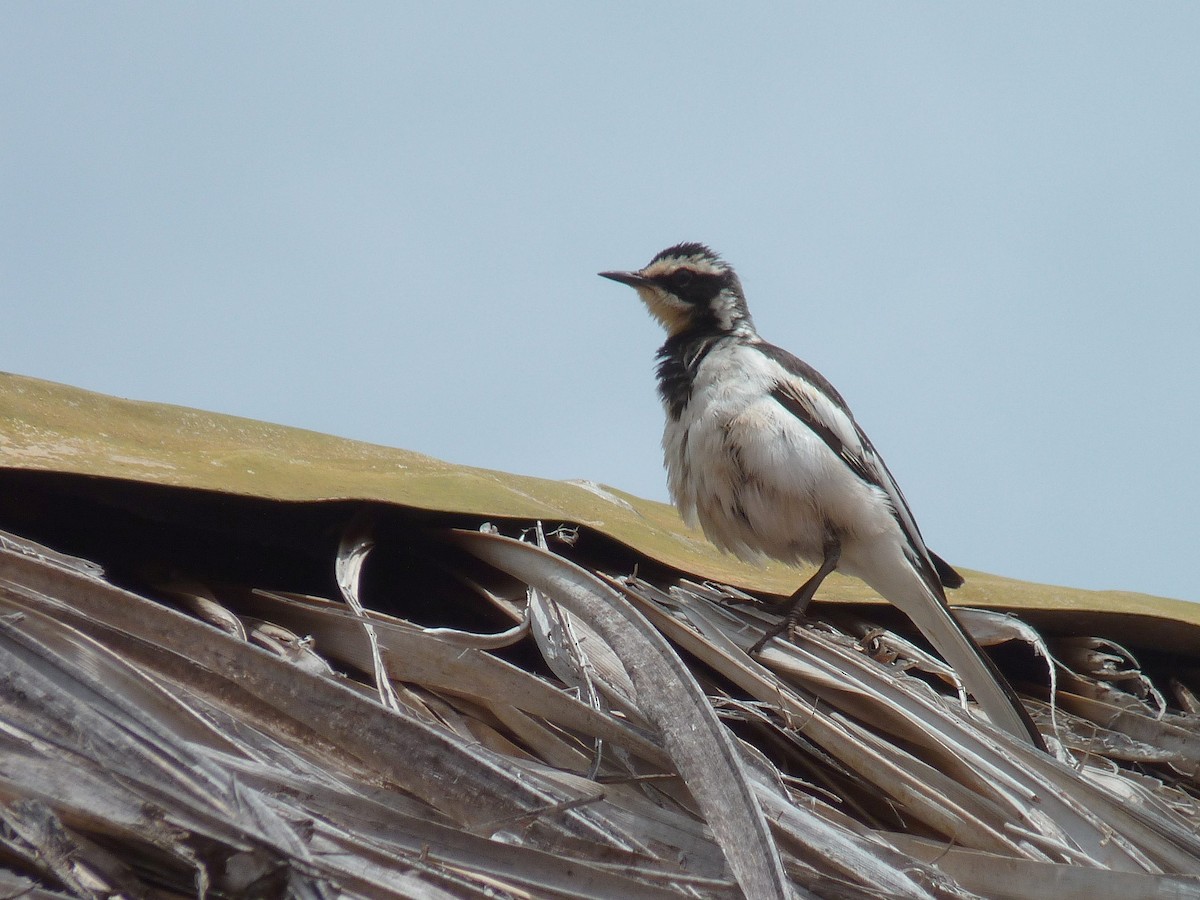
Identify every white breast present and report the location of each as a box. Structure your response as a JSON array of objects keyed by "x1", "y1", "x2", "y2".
[{"x1": 662, "y1": 340, "x2": 898, "y2": 567}]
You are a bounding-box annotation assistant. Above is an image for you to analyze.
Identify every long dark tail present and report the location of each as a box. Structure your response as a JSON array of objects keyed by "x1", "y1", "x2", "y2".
[{"x1": 866, "y1": 562, "x2": 1045, "y2": 750}]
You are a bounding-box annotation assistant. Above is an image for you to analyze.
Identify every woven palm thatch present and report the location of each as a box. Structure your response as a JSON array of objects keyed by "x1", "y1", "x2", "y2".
[{"x1": 2, "y1": 372, "x2": 1199, "y2": 899}]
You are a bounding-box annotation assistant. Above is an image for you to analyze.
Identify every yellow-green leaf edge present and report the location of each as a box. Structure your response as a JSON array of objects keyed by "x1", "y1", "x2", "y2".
[{"x1": 2, "y1": 371, "x2": 1195, "y2": 641}]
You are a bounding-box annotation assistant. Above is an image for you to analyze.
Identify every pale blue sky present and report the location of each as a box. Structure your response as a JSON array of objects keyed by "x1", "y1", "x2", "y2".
[{"x1": 3, "y1": 5, "x2": 1198, "y2": 602}]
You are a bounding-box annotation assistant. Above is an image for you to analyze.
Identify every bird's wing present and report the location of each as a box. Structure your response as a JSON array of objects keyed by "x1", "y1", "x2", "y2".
[
  {"x1": 759, "y1": 343, "x2": 1044, "y2": 748},
  {"x1": 757, "y1": 342, "x2": 953, "y2": 592}
]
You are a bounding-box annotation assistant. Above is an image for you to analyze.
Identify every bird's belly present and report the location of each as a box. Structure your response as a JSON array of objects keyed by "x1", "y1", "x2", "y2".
[{"x1": 664, "y1": 397, "x2": 893, "y2": 566}]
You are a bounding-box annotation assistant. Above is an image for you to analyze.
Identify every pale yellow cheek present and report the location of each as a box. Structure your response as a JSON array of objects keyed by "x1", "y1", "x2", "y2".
[{"x1": 638, "y1": 288, "x2": 691, "y2": 335}]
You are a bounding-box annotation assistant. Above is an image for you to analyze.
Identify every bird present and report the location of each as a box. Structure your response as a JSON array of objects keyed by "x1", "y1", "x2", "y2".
[{"x1": 600, "y1": 242, "x2": 1045, "y2": 749}]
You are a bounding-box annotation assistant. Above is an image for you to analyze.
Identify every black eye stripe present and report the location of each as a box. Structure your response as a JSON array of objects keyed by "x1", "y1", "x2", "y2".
[{"x1": 655, "y1": 268, "x2": 728, "y2": 304}]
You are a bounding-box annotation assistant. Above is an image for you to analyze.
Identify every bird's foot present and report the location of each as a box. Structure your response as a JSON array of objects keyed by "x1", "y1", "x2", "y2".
[
  {"x1": 750, "y1": 537, "x2": 839, "y2": 656},
  {"x1": 748, "y1": 611, "x2": 806, "y2": 655}
]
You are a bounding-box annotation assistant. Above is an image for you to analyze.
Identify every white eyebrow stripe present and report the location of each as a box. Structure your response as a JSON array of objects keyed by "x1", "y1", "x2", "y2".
[{"x1": 641, "y1": 255, "x2": 728, "y2": 278}]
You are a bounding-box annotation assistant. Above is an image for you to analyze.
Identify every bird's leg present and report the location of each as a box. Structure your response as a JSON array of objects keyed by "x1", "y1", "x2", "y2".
[{"x1": 750, "y1": 534, "x2": 841, "y2": 654}]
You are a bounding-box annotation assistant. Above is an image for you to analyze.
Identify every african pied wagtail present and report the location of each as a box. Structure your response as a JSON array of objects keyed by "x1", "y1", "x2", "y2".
[{"x1": 600, "y1": 243, "x2": 1043, "y2": 749}]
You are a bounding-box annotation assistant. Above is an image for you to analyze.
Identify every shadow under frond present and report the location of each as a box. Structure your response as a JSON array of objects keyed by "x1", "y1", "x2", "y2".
[
  {"x1": 1, "y1": 373, "x2": 1199, "y2": 898},
  {"x1": 0, "y1": 468, "x2": 1198, "y2": 899}
]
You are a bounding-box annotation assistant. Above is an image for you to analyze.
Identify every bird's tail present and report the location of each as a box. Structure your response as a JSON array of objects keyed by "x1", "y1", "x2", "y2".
[{"x1": 861, "y1": 561, "x2": 1045, "y2": 750}]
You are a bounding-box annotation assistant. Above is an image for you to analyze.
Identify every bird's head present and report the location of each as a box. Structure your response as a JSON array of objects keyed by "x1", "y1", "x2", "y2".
[{"x1": 600, "y1": 242, "x2": 753, "y2": 337}]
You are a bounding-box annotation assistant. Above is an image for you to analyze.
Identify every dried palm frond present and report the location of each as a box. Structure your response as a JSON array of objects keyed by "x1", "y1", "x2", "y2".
[{"x1": 2, "y1": 372, "x2": 1199, "y2": 899}]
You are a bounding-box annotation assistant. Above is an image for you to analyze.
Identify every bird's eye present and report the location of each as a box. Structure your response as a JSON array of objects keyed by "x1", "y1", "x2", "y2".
[{"x1": 671, "y1": 269, "x2": 694, "y2": 289}]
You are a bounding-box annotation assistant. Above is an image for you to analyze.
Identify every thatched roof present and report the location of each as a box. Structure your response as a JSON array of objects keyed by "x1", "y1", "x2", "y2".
[{"x1": 2, "y1": 372, "x2": 1198, "y2": 899}]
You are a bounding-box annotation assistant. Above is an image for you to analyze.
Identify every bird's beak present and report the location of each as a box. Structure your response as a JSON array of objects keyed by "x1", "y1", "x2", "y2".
[{"x1": 598, "y1": 270, "x2": 648, "y2": 288}]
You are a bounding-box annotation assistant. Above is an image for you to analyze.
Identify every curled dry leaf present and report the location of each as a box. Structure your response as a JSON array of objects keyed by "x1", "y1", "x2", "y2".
[{"x1": 2, "y1": 374, "x2": 1200, "y2": 898}]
